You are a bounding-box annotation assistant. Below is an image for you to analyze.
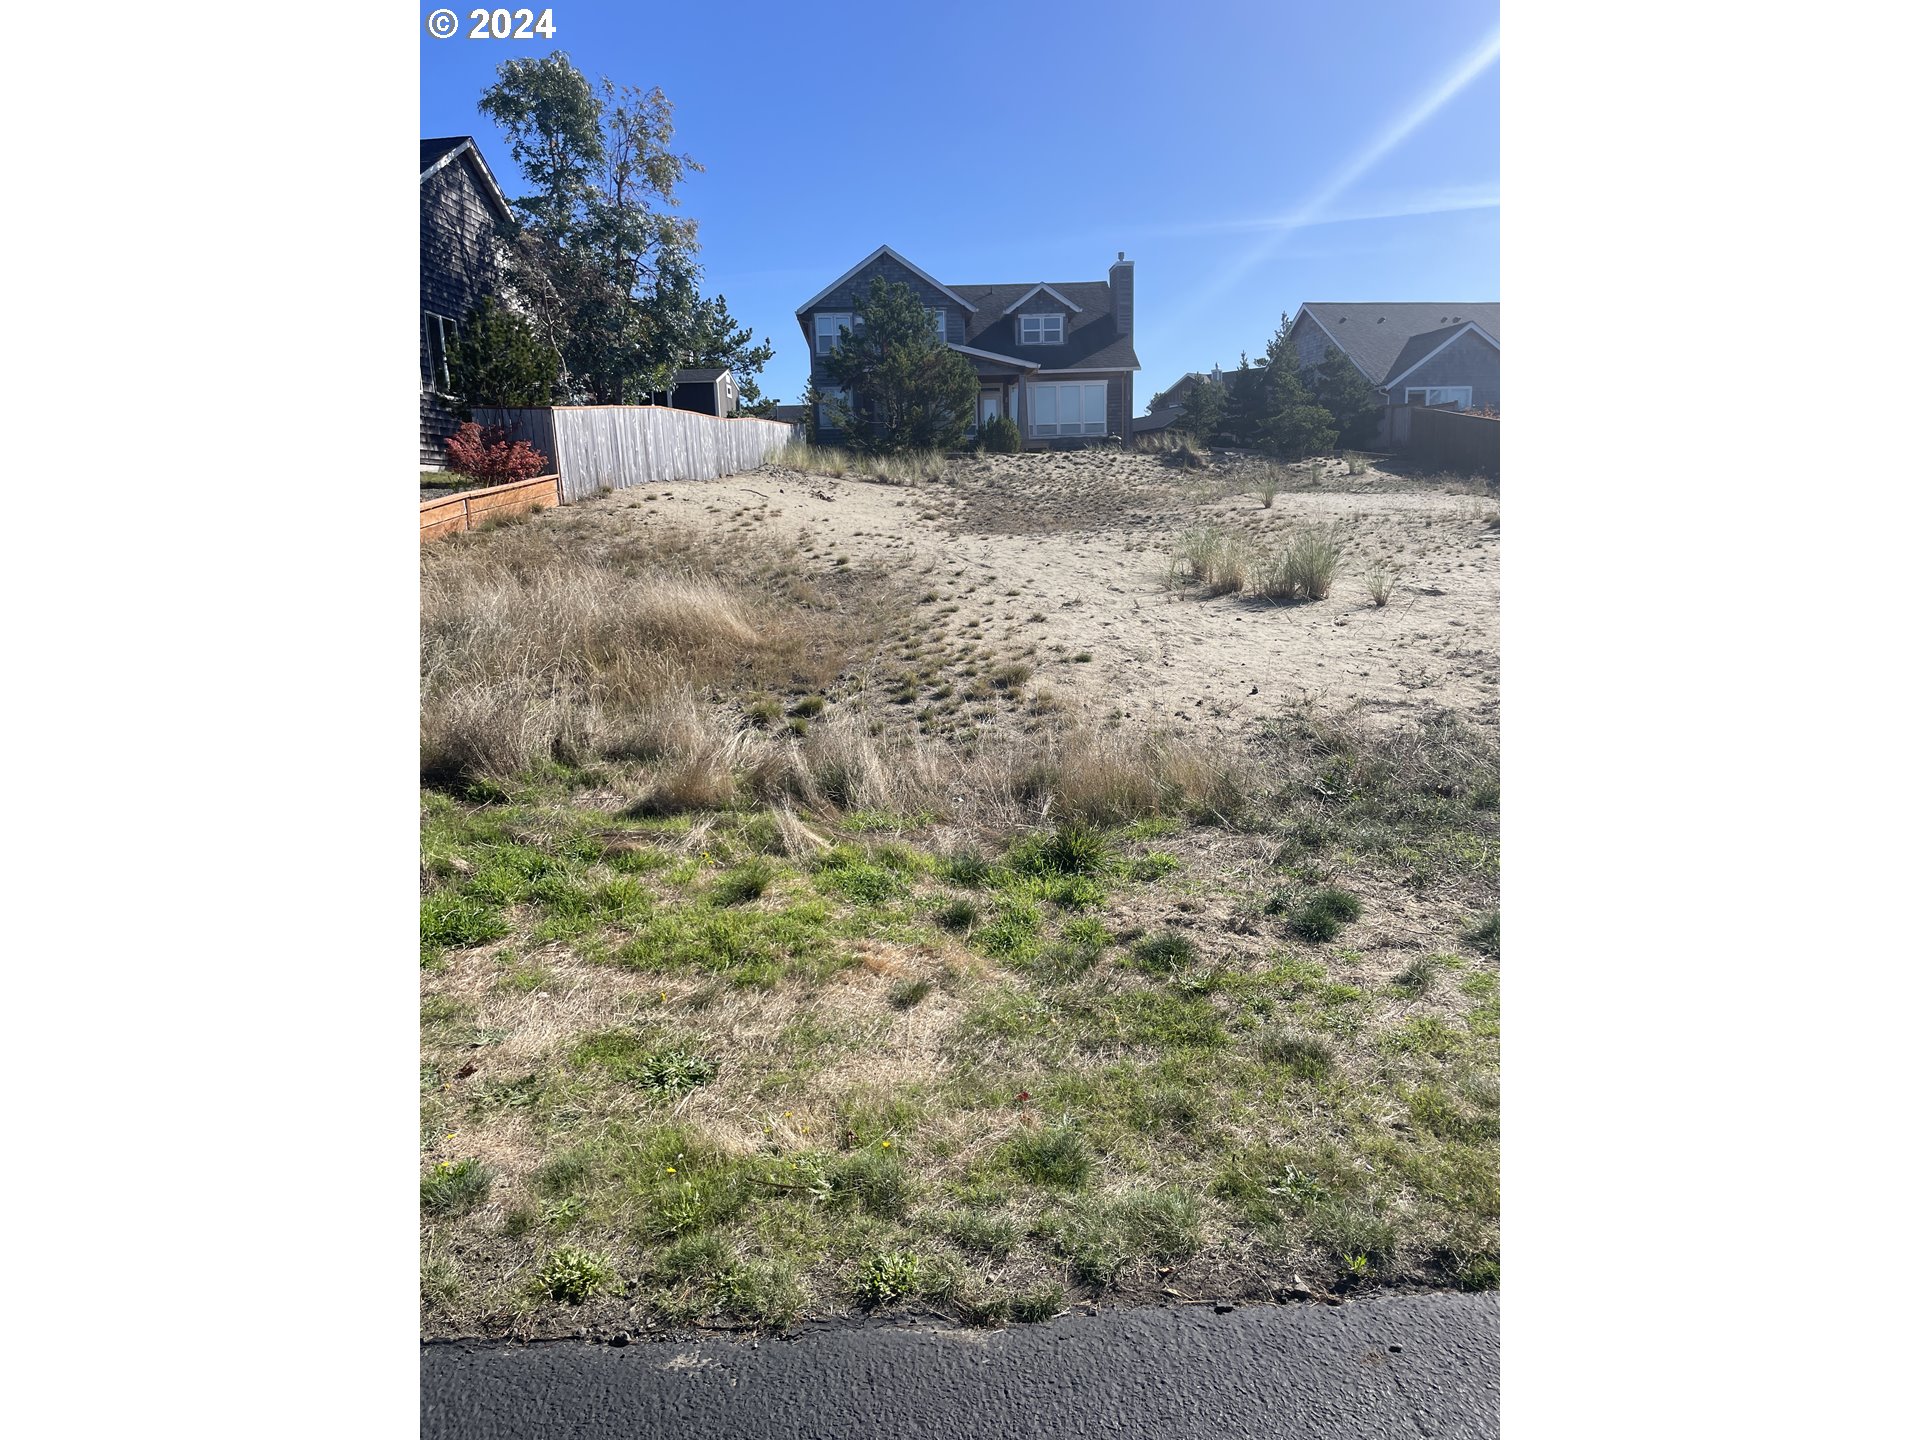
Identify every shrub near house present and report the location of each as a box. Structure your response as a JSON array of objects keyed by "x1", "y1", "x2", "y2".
[{"x1": 443, "y1": 423, "x2": 550, "y2": 486}]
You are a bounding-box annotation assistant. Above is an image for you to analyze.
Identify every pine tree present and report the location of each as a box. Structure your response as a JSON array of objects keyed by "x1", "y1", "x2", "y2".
[
  {"x1": 1251, "y1": 328, "x2": 1337, "y2": 458},
  {"x1": 1173, "y1": 373, "x2": 1226, "y2": 443},
  {"x1": 820, "y1": 277, "x2": 979, "y2": 454},
  {"x1": 1219, "y1": 353, "x2": 1265, "y2": 449},
  {"x1": 1310, "y1": 349, "x2": 1383, "y2": 449},
  {"x1": 447, "y1": 297, "x2": 561, "y2": 410}
]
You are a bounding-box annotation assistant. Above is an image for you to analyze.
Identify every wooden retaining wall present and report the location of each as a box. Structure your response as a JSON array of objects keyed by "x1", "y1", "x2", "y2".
[
  {"x1": 470, "y1": 406, "x2": 797, "y2": 503},
  {"x1": 419, "y1": 473, "x2": 560, "y2": 542}
]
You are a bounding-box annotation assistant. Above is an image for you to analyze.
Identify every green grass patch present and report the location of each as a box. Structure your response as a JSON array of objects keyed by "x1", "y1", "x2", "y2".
[{"x1": 421, "y1": 1158, "x2": 493, "y2": 1217}]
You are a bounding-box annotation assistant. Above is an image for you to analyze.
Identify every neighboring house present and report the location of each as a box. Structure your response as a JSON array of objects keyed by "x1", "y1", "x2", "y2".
[
  {"x1": 420, "y1": 136, "x2": 514, "y2": 468},
  {"x1": 769, "y1": 403, "x2": 809, "y2": 425},
  {"x1": 796, "y1": 245, "x2": 1140, "y2": 446},
  {"x1": 1136, "y1": 364, "x2": 1254, "y2": 433},
  {"x1": 1289, "y1": 303, "x2": 1500, "y2": 413}
]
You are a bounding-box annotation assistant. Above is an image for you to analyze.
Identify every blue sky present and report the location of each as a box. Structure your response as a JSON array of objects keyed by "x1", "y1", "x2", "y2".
[{"x1": 421, "y1": 1, "x2": 1499, "y2": 409}]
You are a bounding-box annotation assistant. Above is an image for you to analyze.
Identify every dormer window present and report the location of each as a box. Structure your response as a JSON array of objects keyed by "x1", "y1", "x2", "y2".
[{"x1": 1020, "y1": 313, "x2": 1064, "y2": 345}]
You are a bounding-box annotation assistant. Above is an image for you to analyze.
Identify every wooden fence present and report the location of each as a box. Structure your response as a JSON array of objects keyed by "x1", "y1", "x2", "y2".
[
  {"x1": 470, "y1": 406, "x2": 798, "y2": 503},
  {"x1": 1378, "y1": 404, "x2": 1500, "y2": 478},
  {"x1": 419, "y1": 473, "x2": 559, "y2": 542}
]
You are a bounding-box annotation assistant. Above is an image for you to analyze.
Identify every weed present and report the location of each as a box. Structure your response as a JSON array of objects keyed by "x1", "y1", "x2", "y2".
[
  {"x1": 1254, "y1": 466, "x2": 1281, "y2": 508},
  {"x1": 1006, "y1": 1123, "x2": 1092, "y2": 1189},
  {"x1": 1286, "y1": 888, "x2": 1362, "y2": 942},
  {"x1": 1257, "y1": 1030, "x2": 1333, "y2": 1081},
  {"x1": 856, "y1": 1250, "x2": 922, "y2": 1305},
  {"x1": 710, "y1": 858, "x2": 776, "y2": 906},
  {"x1": 421, "y1": 1158, "x2": 493, "y2": 1217},
  {"x1": 536, "y1": 1247, "x2": 619, "y2": 1304},
  {"x1": 1131, "y1": 932, "x2": 1196, "y2": 975},
  {"x1": 1365, "y1": 565, "x2": 1395, "y2": 608},
  {"x1": 1129, "y1": 852, "x2": 1181, "y2": 882},
  {"x1": 934, "y1": 897, "x2": 980, "y2": 932},
  {"x1": 949, "y1": 1210, "x2": 1021, "y2": 1257},
  {"x1": 827, "y1": 1150, "x2": 912, "y2": 1218},
  {"x1": 421, "y1": 893, "x2": 508, "y2": 950},
  {"x1": 888, "y1": 976, "x2": 935, "y2": 1009},
  {"x1": 1464, "y1": 910, "x2": 1500, "y2": 956},
  {"x1": 991, "y1": 663, "x2": 1033, "y2": 690},
  {"x1": 1010, "y1": 1282, "x2": 1065, "y2": 1322},
  {"x1": 1391, "y1": 954, "x2": 1440, "y2": 997}
]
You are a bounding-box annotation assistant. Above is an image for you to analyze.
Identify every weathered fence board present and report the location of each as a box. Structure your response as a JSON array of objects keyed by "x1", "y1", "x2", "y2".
[
  {"x1": 1378, "y1": 404, "x2": 1499, "y2": 478},
  {"x1": 419, "y1": 474, "x2": 559, "y2": 542},
  {"x1": 470, "y1": 406, "x2": 797, "y2": 503}
]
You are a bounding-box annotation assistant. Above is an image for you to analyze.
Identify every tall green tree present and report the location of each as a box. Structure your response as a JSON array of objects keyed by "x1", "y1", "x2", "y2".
[
  {"x1": 1250, "y1": 327, "x2": 1337, "y2": 458},
  {"x1": 1310, "y1": 348, "x2": 1383, "y2": 449},
  {"x1": 447, "y1": 297, "x2": 562, "y2": 410},
  {"x1": 819, "y1": 277, "x2": 979, "y2": 453},
  {"x1": 1219, "y1": 353, "x2": 1265, "y2": 449},
  {"x1": 477, "y1": 54, "x2": 770, "y2": 406},
  {"x1": 1172, "y1": 373, "x2": 1226, "y2": 443}
]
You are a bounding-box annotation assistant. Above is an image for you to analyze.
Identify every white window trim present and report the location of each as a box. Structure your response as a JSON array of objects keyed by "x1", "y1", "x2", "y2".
[
  {"x1": 422, "y1": 311, "x2": 457, "y2": 394},
  {"x1": 814, "y1": 312, "x2": 854, "y2": 356},
  {"x1": 1027, "y1": 380, "x2": 1107, "y2": 437},
  {"x1": 1019, "y1": 313, "x2": 1066, "y2": 345},
  {"x1": 929, "y1": 308, "x2": 945, "y2": 342},
  {"x1": 1005, "y1": 283, "x2": 1083, "y2": 314},
  {"x1": 1406, "y1": 386, "x2": 1472, "y2": 408}
]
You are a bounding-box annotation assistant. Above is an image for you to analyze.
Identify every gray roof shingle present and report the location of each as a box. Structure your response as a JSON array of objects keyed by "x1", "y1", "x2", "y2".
[
  {"x1": 951, "y1": 281, "x2": 1140, "y2": 372},
  {"x1": 1298, "y1": 303, "x2": 1499, "y2": 384}
]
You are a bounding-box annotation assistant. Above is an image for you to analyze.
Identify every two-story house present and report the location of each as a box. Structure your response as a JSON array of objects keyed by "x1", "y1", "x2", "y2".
[
  {"x1": 796, "y1": 245, "x2": 1140, "y2": 447},
  {"x1": 420, "y1": 136, "x2": 514, "y2": 468}
]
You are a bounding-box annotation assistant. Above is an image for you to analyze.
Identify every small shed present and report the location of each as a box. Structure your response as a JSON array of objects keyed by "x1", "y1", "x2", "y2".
[{"x1": 668, "y1": 368, "x2": 737, "y2": 417}]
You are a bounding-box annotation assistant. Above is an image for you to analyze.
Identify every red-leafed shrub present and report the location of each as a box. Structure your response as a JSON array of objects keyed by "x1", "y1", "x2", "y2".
[{"x1": 444, "y1": 423, "x2": 550, "y2": 485}]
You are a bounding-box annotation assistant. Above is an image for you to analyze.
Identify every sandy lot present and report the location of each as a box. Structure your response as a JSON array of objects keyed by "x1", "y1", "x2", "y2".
[{"x1": 587, "y1": 449, "x2": 1499, "y2": 746}]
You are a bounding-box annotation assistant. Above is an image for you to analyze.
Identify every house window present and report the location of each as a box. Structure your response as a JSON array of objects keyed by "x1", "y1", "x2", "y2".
[
  {"x1": 815, "y1": 312, "x2": 854, "y2": 356},
  {"x1": 1407, "y1": 386, "x2": 1471, "y2": 409},
  {"x1": 1020, "y1": 313, "x2": 1064, "y2": 345},
  {"x1": 928, "y1": 308, "x2": 945, "y2": 342},
  {"x1": 816, "y1": 386, "x2": 851, "y2": 429},
  {"x1": 422, "y1": 312, "x2": 457, "y2": 393},
  {"x1": 1028, "y1": 381, "x2": 1107, "y2": 437}
]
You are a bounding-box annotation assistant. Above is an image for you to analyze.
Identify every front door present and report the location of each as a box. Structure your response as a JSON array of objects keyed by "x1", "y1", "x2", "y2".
[{"x1": 979, "y1": 391, "x2": 1001, "y2": 426}]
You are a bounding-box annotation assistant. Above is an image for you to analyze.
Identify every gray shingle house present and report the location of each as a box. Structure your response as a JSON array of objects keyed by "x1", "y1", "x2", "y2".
[
  {"x1": 796, "y1": 245, "x2": 1140, "y2": 446},
  {"x1": 420, "y1": 136, "x2": 513, "y2": 467},
  {"x1": 1289, "y1": 303, "x2": 1500, "y2": 413}
]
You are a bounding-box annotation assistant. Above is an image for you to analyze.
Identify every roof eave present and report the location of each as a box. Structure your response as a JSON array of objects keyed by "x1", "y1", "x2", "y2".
[{"x1": 795, "y1": 245, "x2": 980, "y2": 318}]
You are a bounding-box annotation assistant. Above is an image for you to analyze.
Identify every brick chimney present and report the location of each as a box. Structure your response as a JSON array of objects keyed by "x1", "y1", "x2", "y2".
[{"x1": 1109, "y1": 250, "x2": 1133, "y2": 336}]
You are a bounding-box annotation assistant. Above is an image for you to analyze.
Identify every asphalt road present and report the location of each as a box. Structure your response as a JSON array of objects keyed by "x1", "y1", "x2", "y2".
[{"x1": 421, "y1": 1290, "x2": 1498, "y2": 1439}]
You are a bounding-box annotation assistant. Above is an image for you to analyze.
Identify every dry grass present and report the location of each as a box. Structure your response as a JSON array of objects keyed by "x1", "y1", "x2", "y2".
[
  {"x1": 420, "y1": 526, "x2": 855, "y2": 786},
  {"x1": 771, "y1": 442, "x2": 949, "y2": 486}
]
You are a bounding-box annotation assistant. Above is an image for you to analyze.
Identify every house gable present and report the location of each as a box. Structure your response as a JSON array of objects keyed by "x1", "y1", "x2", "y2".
[
  {"x1": 1386, "y1": 328, "x2": 1500, "y2": 409},
  {"x1": 1295, "y1": 302, "x2": 1499, "y2": 386}
]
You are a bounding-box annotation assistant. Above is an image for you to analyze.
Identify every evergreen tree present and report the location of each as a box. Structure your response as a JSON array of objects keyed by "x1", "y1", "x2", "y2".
[
  {"x1": 1219, "y1": 353, "x2": 1265, "y2": 449},
  {"x1": 1310, "y1": 348, "x2": 1383, "y2": 449},
  {"x1": 447, "y1": 296, "x2": 562, "y2": 410},
  {"x1": 1250, "y1": 328, "x2": 1337, "y2": 458},
  {"x1": 820, "y1": 277, "x2": 979, "y2": 454},
  {"x1": 1173, "y1": 373, "x2": 1226, "y2": 443}
]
